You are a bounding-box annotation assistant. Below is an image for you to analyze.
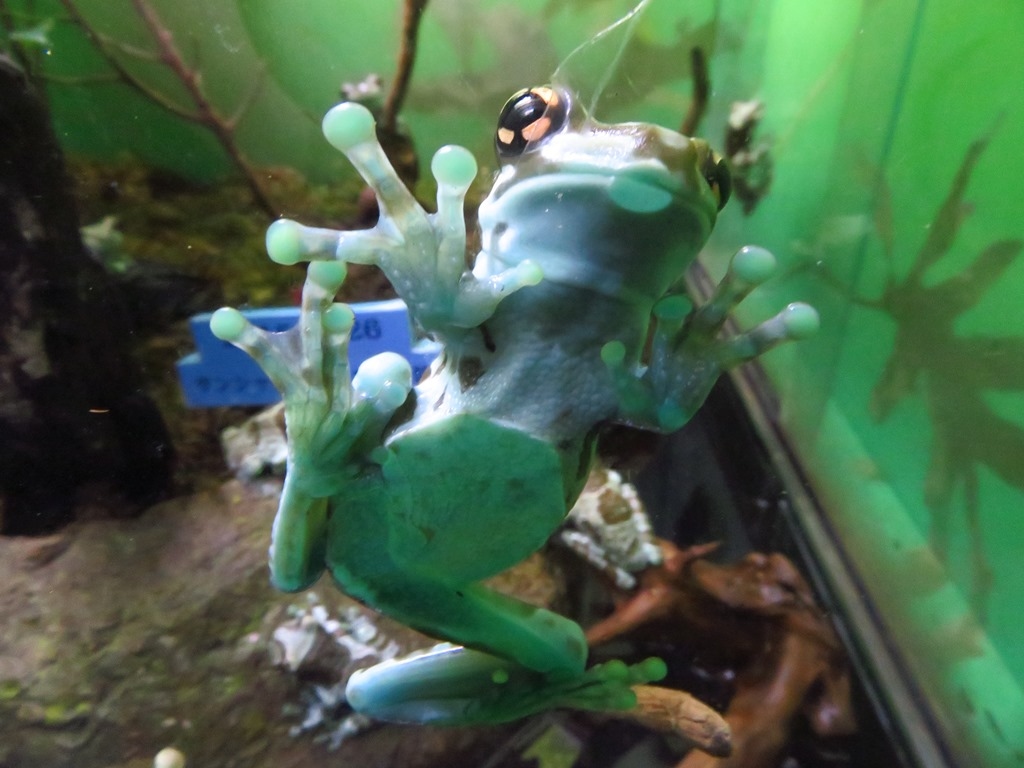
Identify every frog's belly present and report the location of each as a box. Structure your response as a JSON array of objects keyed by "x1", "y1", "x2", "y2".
[
  {"x1": 418, "y1": 342, "x2": 618, "y2": 447},
  {"x1": 379, "y1": 414, "x2": 568, "y2": 585}
]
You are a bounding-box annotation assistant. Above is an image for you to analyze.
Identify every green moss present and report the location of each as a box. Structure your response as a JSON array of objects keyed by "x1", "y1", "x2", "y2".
[
  {"x1": 42, "y1": 701, "x2": 91, "y2": 726},
  {"x1": 68, "y1": 156, "x2": 372, "y2": 309},
  {"x1": 222, "y1": 674, "x2": 247, "y2": 697},
  {"x1": 0, "y1": 680, "x2": 21, "y2": 701}
]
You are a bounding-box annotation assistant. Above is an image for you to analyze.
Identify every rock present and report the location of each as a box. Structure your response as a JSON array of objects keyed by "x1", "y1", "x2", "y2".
[
  {"x1": 220, "y1": 404, "x2": 288, "y2": 480},
  {"x1": 0, "y1": 479, "x2": 564, "y2": 768},
  {"x1": 153, "y1": 747, "x2": 186, "y2": 768}
]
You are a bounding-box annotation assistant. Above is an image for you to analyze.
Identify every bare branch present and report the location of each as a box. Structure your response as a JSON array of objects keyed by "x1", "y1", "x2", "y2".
[
  {"x1": 381, "y1": 0, "x2": 428, "y2": 133},
  {"x1": 58, "y1": 0, "x2": 277, "y2": 217},
  {"x1": 679, "y1": 47, "x2": 709, "y2": 137},
  {"x1": 226, "y1": 61, "x2": 267, "y2": 130}
]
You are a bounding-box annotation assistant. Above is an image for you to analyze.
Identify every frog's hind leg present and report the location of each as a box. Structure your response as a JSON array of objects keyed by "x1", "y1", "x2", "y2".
[
  {"x1": 328, "y1": 416, "x2": 667, "y2": 725},
  {"x1": 329, "y1": 468, "x2": 592, "y2": 706},
  {"x1": 346, "y1": 641, "x2": 666, "y2": 726},
  {"x1": 332, "y1": 561, "x2": 665, "y2": 725}
]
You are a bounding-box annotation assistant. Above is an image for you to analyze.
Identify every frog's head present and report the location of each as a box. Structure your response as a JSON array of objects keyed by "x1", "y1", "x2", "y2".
[{"x1": 477, "y1": 86, "x2": 731, "y2": 304}]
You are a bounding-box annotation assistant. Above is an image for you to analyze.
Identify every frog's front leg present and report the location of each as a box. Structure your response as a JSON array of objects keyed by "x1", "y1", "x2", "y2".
[
  {"x1": 210, "y1": 261, "x2": 413, "y2": 592},
  {"x1": 263, "y1": 102, "x2": 542, "y2": 338},
  {"x1": 604, "y1": 246, "x2": 820, "y2": 431}
]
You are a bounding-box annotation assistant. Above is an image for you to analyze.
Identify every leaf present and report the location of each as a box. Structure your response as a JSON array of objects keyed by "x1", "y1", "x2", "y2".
[
  {"x1": 931, "y1": 239, "x2": 1023, "y2": 316},
  {"x1": 521, "y1": 723, "x2": 582, "y2": 768}
]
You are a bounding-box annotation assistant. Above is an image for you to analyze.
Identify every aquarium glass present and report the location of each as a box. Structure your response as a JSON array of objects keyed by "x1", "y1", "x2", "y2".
[
  {"x1": 3, "y1": 0, "x2": 1021, "y2": 765},
  {"x1": 700, "y1": 0, "x2": 1024, "y2": 765}
]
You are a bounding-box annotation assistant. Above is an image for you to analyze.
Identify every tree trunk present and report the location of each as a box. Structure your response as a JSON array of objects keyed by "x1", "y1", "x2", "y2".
[{"x1": 0, "y1": 54, "x2": 174, "y2": 534}]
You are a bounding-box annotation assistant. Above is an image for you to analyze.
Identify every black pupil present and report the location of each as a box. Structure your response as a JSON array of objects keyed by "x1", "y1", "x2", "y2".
[{"x1": 503, "y1": 92, "x2": 549, "y2": 133}]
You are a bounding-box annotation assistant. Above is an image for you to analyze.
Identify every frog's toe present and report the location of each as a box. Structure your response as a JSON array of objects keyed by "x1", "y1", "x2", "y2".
[
  {"x1": 431, "y1": 144, "x2": 477, "y2": 190},
  {"x1": 781, "y1": 301, "x2": 820, "y2": 339},
  {"x1": 352, "y1": 352, "x2": 413, "y2": 412},
  {"x1": 209, "y1": 306, "x2": 248, "y2": 343},
  {"x1": 559, "y1": 656, "x2": 668, "y2": 712},
  {"x1": 266, "y1": 219, "x2": 305, "y2": 265},
  {"x1": 652, "y1": 294, "x2": 693, "y2": 337},
  {"x1": 719, "y1": 301, "x2": 820, "y2": 366},
  {"x1": 688, "y1": 245, "x2": 783, "y2": 339},
  {"x1": 210, "y1": 306, "x2": 303, "y2": 395},
  {"x1": 324, "y1": 302, "x2": 356, "y2": 334},
  {"x1": 448, "y1": 259, "x2": 544, "y2": 328},
  {"x1": 307, "y1": 260, "x2": 348, "y2": 293},
  {"x1": 322, "y1": 101, "x2": 377, "y2": 152},
  {"x1": 730, "y1": 244, "x2": 777, "y2": 286}
]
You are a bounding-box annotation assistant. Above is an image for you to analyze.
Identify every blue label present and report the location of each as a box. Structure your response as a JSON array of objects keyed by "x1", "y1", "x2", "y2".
[{"x1": 178, "y1": 299, "x2": 438, "y2": 407}]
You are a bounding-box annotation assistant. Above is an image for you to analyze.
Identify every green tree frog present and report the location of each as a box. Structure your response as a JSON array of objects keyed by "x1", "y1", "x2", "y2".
[{"x1": 210, "y1": 85, "x2": 818, "y2": 726}]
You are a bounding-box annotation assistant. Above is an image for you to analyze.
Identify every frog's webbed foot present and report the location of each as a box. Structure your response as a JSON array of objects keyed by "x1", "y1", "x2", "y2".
[
  {"x1": 347, "y1": 644, "x2": 667, "y2": 726},
  {"x1": 604, "y1": 246, "x2": 819, "y2": 431},
  {"x1": 263, "y1": 102, "x2": 541, "y2": 340},
  {"x1": 211, "y1": 261, "x2": 412, "y2": 591}
]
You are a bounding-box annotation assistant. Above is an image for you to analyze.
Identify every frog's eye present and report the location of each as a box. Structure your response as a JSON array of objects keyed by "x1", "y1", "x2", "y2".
[
  {"x1": 495, "y1": 86, "x2": 569, "y2": 158},
  {"x1": 701, "y1": 153, "x2": 732, "y2": 211}
]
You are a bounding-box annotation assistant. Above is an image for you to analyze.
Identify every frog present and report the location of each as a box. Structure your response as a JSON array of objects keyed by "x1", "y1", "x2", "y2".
[{"x1": 210, "y1": 84, "x2": 819, "y2": 726}]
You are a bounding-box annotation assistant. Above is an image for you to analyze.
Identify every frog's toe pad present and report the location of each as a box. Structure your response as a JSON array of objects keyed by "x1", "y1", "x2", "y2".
[
  {"x1": 731, "y1": 245, "x2": 777, "y2": 285},
  {"x1": 432, "y1": 144, "x2": 477, "y2": 189},
  {"x1": 209, "y1": 307, "x2": 247, "y2": 342},
  {"x1": 352, "y1": 352, "x2": 413, "y2": 411},
  {"x1": 322, "y1": 102, "x2": 376, "y2": 152},
  {"x1": 781, "y1": 302, "x2": 820, "y2": 339}
]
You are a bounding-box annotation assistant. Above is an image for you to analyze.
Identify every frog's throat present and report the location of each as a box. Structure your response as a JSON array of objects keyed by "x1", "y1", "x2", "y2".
[
  {"x1": 484, "y1": 172, "x2": 715, "y2": 236},
  {"x1": 475, "y1": 246, "x2": 660, "y2": 307},
  {"x1": 489, "y1": 167, "x2": 703, "y2": 210},
  {"x1": 477, "y1": 173, "x2": 712, "y2": 304}
]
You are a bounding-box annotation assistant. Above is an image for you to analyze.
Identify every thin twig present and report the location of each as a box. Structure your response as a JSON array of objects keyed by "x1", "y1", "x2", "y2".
[
  {"x1": 58, "y1": 0, "x2": 193, "y2": 118},
  {"x1": 226, "y1": 60, "x2": 267, "y2": 130},
  {"x1": 381, "y1": 0, "x2": 428, "y2": 134},
  {"x1": 94, "y1": 35, "x2": 163, "y2": 62},
  {"x1": 58, "y1": 0, "x2": 195, "y2": 121},
  {"x1": 129, "y1": 0, "x2": 276, "y2": 216},
  {"x1": 679, "y1": 47, "x2": 709, "y2": 137}
]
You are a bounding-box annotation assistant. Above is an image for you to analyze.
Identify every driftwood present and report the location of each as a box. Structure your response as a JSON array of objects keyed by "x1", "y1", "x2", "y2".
[
  {"x1": 587, "y1": 540, "x2": 856, "y2": 768},
  {"x1": 629, "y1": 685, "x2": 731, "y2": 757}
]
